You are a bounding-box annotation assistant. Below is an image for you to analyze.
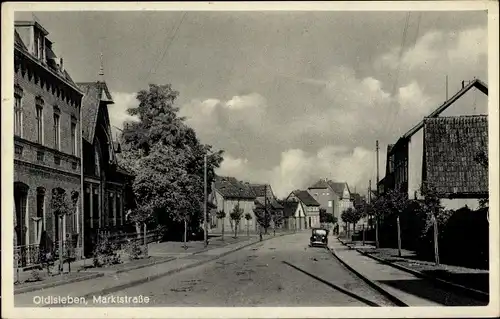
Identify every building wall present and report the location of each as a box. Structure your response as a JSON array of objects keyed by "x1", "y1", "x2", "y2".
[
  {"x1": 305, "y1": 205, "x2": 320, "y2": 228},
  {"x1": 14, "y1": 47, "x2": 82, "y2": 253},
  {"x1": 408, "y1": 129, "x2": 424, "y2": 200},
  {"x1": 213, "y1": 192, "x2": 256, "y2": 233},
  {"x1": 307, "y1": 188, "x2": 340, "y2": 217}
]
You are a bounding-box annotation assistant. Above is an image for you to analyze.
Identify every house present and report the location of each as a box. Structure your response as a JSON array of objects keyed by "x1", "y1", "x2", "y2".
[
  {"x1": 285, "y1": 190, "x2": 321, "y2": 228},
  {"x1": 307, "y1": 179, "x2": 353, "y2": 223},
  {"x1": 210, "y1": 176, "x2": 257, "y2": 234},
  {"x1": 14, "y1": 19, "x2": 84, "y2": 266},
  {"x1": 282, "y1": 201, "x2": 307, "y2": 230},
  {"x1": 249, "y1": 183, "x2": 284, "y2": 228},
  {"x1": 77, "y1": 80, "x2": 134, "y2": 257},
  {"x1": 380, "y1": 79, "x2": 488, "y2": 210}
]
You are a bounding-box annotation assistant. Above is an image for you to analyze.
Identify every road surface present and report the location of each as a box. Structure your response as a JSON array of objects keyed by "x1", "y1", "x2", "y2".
[{"x1": 90, "y1": 232, "x2": 397, "y2": 307}]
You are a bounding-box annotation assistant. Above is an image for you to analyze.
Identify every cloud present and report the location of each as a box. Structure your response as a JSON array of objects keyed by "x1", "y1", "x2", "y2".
[{"x1": 108, "y1": 92, "x2": 140, "y2": 136}]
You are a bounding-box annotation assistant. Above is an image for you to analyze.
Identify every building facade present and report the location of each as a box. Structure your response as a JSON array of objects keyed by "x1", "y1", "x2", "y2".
[
  {"x1": 307, "y1": 179, "x2": 352, "y2": 223},
  {"x1": 380, "y1": 79, "x2": 488, "y2": 210},
  {"x1": 285, "y1": 190, "x2": 321, "y2": 228},
  {"x1": 14, "y1": 20, "x2": 84, "y2": 266},
  {"x1": 77, "y1": 81, "x2": 134, "y2": 257}
]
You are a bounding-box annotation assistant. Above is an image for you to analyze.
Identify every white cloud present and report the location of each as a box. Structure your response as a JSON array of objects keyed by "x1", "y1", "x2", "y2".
[{"x1": 109, "y1": 92, "x2": 140, "y2": 136}]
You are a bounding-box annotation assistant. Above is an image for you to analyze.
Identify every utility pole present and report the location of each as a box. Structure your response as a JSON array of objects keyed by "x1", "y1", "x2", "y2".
[
  {"x1": 368, "y1": 180, "x2": 372, "y2": 203},
  {"x1": 376, "y1": 140, "x2": 380, "y2": 194},
  {"x1": 204, "y1": 154, "x2": 208, "y2": 247},
  {"x1": 264, "y1": 184, "x2": 268, "y2": 235}
]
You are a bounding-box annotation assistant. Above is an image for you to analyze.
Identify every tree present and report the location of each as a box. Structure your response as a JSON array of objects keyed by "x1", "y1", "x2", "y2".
[
  {"x1": 372, "y1": 196, "x2": 388, "y2": 249},
  {"x1": 340, "y1": 209, "x2": 351, "y2": 238},
  {"x1": 230, "y1": 203, "x2": 244, "y2": 238},
  {"x1": 50, "y1": 189, "x2": 74, "y2": 273},
  {"x1": 254, "y1": 201, "x2": 272, "y2": 233},
  {"x1": 117, "y1": 84, "x2": 224, "y2": 239},
  {"x1": 350, "y1": 207, "x2": 363, "y2": 234},
  {"x1": 244, "y1": 213, "x2": 252, "y2": 237},
  {"x1": 383, "y1": 189, "x2": 410, "y2": 256},
  {"x1": 271, "y1": 210, "x2": 283, "y2": 236},
  {"x1": 216, "y1": 210, "x2": 226, "y2": 241},
  {"x1": 420, "y1": 182, "x2": 445, "y2": 265}
]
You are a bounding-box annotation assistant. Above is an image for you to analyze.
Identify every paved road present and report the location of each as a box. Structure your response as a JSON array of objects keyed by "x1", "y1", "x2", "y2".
[{"x1": 89, "y1": 232, "x2": 396, "y2": 307}]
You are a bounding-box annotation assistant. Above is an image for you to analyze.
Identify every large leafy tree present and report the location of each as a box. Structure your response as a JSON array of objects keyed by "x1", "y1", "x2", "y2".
[{"x1": 118, "y1": 84, "x2": 224, "y2": 238}]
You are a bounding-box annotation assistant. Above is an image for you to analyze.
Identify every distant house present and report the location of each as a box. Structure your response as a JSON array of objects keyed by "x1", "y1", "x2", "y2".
[
  {"x1": 379, "y1": 79, "x2": 488, "y2": 210},
  {"x1": 286, "y1": 190, "x2": 321, "y2": 228},
  {"x1": 210, "y1": 176, "x2": 257, "y2": 234},
  {"x1": 249, "y1": 183, "x2": 284, "y2": 228},
  {"x1": 307, "y1": 179, "x2": 353, "y2": 223},
  {"x1": 282, "y1": 201, "x2": 307, "y2": 230}
]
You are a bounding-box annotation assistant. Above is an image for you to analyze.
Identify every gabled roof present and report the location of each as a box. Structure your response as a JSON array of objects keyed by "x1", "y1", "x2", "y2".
[
  {"x1": 291, "y1": 190, "x2": 320, "y2": 206},
  {"x1": 77, "y1": 81, "x2": 114, "y2": 143},
  {"x1": 423, "y1": 115, "x2": 488, "y2": 198},
  {"x1": 254, "y1": 197, "x2": 284, "y2": 210},
  {"x1": 283, "y1": 201, "x2": 299, "y2": 218},
  {"x1": 214, "y1": 175, "x2": 256, "y2": 199},
  {"x1": 403, "y1": 78, "x2": 488, "y2": 141},
  {"x1": 328, "y1": 181, "x2": 347, "y2": 197}
]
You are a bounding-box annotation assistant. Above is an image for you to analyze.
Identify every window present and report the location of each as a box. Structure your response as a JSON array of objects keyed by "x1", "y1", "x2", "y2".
[
  {"x1": 94, "y1": 144, "x2": 101, "y2": 177},
  {"x1": 14, "y1": 94, "x2": 23, "y2": 137},
  {"x1": 71, "y1": 122, "x2": 77, "y2": 155},
  {"x1": 35, "y1": 98, "x2": 44, "y2": 144},
  {"x1": 328, "y1": 200, "x2": 333, "y2": 208},
  {"x1": 314, "y1": 193, "x2": 318, "y2": 197},
  {"x1": 34, "y1": 33, "x2": 39, "y2": 58},
  {"x1": 108, "y1": 192, "x2": 115, "y2": 225},
  {"x1": 53, "y1": 113, "x2": 60, "y2": 150},
  {"x1": 326, "y1": 192, "x2": 330, "y2": 195},
  {"x1": 116, "y1": 194, "x2": 122, "y2": 225}
]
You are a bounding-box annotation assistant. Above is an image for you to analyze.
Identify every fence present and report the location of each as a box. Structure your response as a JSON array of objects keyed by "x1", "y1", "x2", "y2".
[{"x1": 14, "y1": 238, "x2": 77, "y2": 270}]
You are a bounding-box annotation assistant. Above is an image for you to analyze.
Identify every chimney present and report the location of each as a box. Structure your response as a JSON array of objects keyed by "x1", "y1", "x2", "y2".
[
  {"x1": 60, "y1": 57, "x2": 64, "y2": 72},
  {"x1": 462, "y1": 80, "x2": 465, "y2": 89}
]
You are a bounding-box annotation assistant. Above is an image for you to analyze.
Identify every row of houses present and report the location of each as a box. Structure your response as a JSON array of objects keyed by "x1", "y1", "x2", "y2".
[
  {"x1": 209, "y1": 175, "x2": 367, "y2": 233},
  {"x1": 377, "y1": 79, "x2": 489, "y2": 208},
  {"x1": 13, "y1": 18, "x2": 133, "y2": 266}
]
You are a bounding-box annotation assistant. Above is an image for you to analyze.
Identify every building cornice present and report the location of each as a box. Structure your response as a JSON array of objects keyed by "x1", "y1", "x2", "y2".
[{"x1": 15, "y1": 159, "x2": 80, "y2": 178}]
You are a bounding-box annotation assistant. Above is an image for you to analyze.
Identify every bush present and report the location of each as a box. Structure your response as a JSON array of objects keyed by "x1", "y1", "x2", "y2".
[
  {"x1": 123, "y1": 239, "x2": 145, "y2": 260},
  {"x1": 26, "y1": 269, "x2": 42, "y2": 282},
  {"x1": 92, "y1": 234, "x2": 121, "y2": 267}
]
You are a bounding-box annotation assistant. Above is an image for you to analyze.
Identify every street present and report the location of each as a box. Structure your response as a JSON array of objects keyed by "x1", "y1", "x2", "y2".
[{"x1": 88, "y1": 232, "x2": 396, "y2": 307}]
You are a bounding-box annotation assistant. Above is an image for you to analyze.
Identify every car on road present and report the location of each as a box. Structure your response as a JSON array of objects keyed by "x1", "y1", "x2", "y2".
[{"x1": 309, "y1": 228, "x2": 328, "y2": 247}]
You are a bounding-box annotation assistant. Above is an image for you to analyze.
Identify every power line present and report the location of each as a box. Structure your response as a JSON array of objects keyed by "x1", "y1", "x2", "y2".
[{"x1": 147, "y1": 12, "x2": 188, "y2": 83}]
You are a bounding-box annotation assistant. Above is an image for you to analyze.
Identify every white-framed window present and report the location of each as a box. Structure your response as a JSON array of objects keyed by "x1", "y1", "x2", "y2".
[
  {"x1": 326, "y1": 192, "x2": 329, "y2": 195},
  {"x1": 35, "y1": 98, "x2": 44, "y2": 145},
  {"x1": 14, "y1": 91, "x2": 23, "y2": 137},
  {"x1": 71, "y1": 120, "x2": 77, "y2": 155},
  {"x1": 328, "y1": 200, "x2": 333, "y2": 208},
  {"x1": 53, "y1": 112, "x2": 60, "y2": 150}
]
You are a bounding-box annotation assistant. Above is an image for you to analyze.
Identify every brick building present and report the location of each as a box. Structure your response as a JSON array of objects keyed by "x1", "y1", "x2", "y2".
[{"x1": 14, "y1": 20, "x2": 84, "y2": 265}]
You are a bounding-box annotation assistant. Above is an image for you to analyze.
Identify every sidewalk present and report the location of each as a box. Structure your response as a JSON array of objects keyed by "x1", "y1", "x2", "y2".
[
  {"x1": 14, "y1": 232, "x2": 290, "y2": 307},
  {"x1": 338, "y1": 238, "x2": 489, "y2": 296},
  {"x1": 329, "y1": 240, "x2": 487, "y2": 306}
]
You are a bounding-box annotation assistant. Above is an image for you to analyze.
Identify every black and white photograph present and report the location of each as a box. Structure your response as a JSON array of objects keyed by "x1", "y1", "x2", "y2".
[{"x1": 2, "y1": 1, "x2": 499, "y2": 318}]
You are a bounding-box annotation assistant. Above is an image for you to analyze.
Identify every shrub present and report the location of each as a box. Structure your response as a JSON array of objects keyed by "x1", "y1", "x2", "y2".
[
  {"x1": 123, "y1": 239, "x2": 144, "y2": 260},
  {"x1": 26, "y1": 269, "x2": 42, "y2": 282},
  {"x1": 92, "y1": 234, "x2": 121, "y2": 267}
]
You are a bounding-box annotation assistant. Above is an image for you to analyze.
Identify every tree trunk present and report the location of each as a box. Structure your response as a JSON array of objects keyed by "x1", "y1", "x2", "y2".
[
  {"x1": 183, "y1": 219, "x2": 187, "y2": 250},
  {"x1": 143, "y1": 223, "x2": 148, "y2": 257},
  {"x1": 234, "y1": 221, "x2": 238, "y2": 238},
  {"x1": 375, "y1": 218, "x2": 380, "y2": 249},
  {"x1": 247, "y1": 221, "x2": 249, "y2": 237},
  {"x1": 221, "y1": 220, "x2": 225, "y2": 241},
  {"x1": 397, "y1": 215, "x2": 402, "y2": 257},
  {"x1": 362, "y1": 224, "x2": 365, "y2": 246},
  {"x1": 59, "y1": 216, "x2": 63, "y2": 273},
  {"x1": 433, "y1": 214, "x2": 440, "y2": 265},
  {"x1": 135, "y1": 222, "x2": 141, "y2": 239}
]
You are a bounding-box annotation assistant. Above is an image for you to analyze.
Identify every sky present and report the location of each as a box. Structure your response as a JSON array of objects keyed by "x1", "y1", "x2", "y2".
[{"x1": 16, "y1": 10, "x2": 489, "y2": 198}]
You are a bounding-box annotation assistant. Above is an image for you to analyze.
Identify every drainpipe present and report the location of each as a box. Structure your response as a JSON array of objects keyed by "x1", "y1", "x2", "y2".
[{"x1": 79, "y1": 101, "x2": 85, "y2": 260}]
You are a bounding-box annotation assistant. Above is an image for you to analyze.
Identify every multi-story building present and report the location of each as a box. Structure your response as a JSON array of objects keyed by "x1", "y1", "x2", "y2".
[
  {"x1": 307, "y1": 179, "x2": 353, "y2": 223},
  {"x1": 14, "y1": 20, "x2": 84, "y2": 265}
]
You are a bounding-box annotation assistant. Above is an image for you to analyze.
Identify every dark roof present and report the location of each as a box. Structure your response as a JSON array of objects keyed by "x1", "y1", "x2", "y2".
[
  {"x1": 292, "y1": 190, "x2": 320, "y2": 206},
  {"x1": 423, "y1": 115, "x2": 488, "y2": 198},
  {"x1": 14, "y1": 30, "x2": 27, "y2": 51},
  {"x1": 328, "y1": 181, "x2": 346, "y2": 197},
  {"x1": 403, "y1": 78, "x2": 488, "y2": 141},
  {"x1": 77, "y1": 81, "x2": 114, "y2": 142},
  {"x1": 308, "y1": 179, "x2": 329, "y2": 189},
  {"x1": 255, "y1": 197, "x2": 284, "y2": 210},
  {"x1": 249, "y1": 184, "x2": 274, "y2": 199},
  {"x1": 283, "y1": 201, "x2": 299, "y2": 218},
  {"x1": 214, "y1": 175, "x2": 256, "y2": 199}
]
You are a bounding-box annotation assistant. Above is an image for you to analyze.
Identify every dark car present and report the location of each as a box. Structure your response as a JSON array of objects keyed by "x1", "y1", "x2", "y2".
[{"x1": 310, "y1": 228, "x2": 328, "y2": 247}]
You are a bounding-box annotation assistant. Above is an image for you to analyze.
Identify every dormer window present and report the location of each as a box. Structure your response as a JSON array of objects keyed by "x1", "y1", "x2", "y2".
[{"x1": 33, "y1": 28, "x2": 45, "y2": 61}]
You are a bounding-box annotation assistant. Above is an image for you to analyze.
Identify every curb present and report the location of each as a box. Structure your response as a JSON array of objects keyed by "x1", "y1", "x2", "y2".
[
  {"x1": 328, "y1": 245, "x2": 408, "y2": 307},
  {"x1": 14, "y1": 273, "x2": 105, "y2": 295},
  {"x1": 337, "y1": 238, "x2": 489, "y2": 303},
  {"x1": 42, "y1": 231, "x2": 293, "y2": 306}
]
